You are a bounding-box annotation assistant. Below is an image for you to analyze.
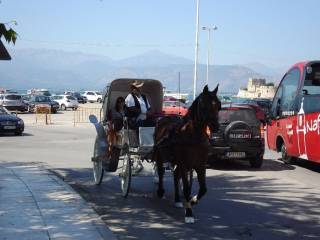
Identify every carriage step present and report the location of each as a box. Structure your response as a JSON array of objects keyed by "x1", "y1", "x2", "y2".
[{"x1": 91, "y1": 155, "x2": 108, "y2": 162}]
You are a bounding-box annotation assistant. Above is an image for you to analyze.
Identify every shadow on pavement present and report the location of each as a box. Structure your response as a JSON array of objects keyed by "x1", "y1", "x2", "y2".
[
  {"x1": 0, "y1": 132, "x2": 34, "y2": 137},
  {"x1": 51, "y1": 165, "x2": 320, "y2": 240},
  {"x1": 208, "y1": 158, "x2": 295, "y2": 171}
]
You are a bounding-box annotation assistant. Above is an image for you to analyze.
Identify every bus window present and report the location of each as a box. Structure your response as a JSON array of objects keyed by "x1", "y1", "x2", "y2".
[
  {"x1": 301, "y1": 63, "x2": 320, "y2": 113},
  {"x1": 281, "y1": 68, "x2": 300, "y2": 112}
]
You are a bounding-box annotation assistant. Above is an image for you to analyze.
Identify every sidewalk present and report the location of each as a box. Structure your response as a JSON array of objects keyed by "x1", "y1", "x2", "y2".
[{"x1": 0, "y1": 162, "x2": 116, "y2": 240}]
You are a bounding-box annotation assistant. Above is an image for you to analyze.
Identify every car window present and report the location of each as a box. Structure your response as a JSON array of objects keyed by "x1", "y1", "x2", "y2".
[
  {"x1": 5, "y1": 94, "x2": 22, "y2": 100},
  {"x1": 87, "y1": 92, "x2": 94, "y2": 95},
  {"x1": 219, "y1": 109, "x2": 260, "y2": 125},
  {"x1": 163, "y1": 102, "x2": 172, "y2": 107},
  {"x1": 66, "y1": 96, "x2": 76, "y2": 100},
  {"x1": 36, "y1": 96, "x2": 51, "y2": 102},
  {"x1": 95, "y1": 92, "x2": 101, "y2": 95}
]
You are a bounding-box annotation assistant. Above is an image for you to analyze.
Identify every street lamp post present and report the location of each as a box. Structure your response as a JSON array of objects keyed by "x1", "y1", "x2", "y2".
[
  {"x1": 202, "y1": 25, "x2": 218, "y2": 86},
  {"x1": 193, "y1": 0, "x2": 200, "y2": 100}
]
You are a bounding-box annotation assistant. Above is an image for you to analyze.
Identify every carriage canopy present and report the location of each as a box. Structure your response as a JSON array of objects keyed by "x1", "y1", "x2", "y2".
[{"x1": 102, "y1": 78, "x2": 164, "y2": 122}]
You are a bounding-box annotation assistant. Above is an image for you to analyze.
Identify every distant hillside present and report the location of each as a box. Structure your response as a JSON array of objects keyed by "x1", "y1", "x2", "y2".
[{"x1": 0, "y1": 48, "x2": 271, "y2": 94}]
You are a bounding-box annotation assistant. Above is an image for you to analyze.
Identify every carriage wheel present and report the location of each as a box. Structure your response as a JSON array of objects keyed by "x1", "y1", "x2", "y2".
[
  {"x1": 120, "y1": 152, "x2": 132, "y2": 198},
  {"x1": 92, "y1": 140, "x2": 104, "y2": 185}
]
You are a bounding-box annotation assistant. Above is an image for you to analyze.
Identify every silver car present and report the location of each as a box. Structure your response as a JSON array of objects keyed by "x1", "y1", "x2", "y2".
[{"x1": 0, "y1": 94, "x2": 26, "y2": 112}]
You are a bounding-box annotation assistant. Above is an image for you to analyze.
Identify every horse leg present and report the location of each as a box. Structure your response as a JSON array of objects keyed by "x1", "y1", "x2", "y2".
[
  {"x1": 173, "y1": 167, "x2": 183, "y2": 208},
  {"x1": 156, "y1": 160, "x2": 165, "y2": 198},
  {"x1": 191, "y1": 167, "x2": 207, "y2": 205},
  {"x1": 181, "y1": 168, "x2": 194, "y2": 223}
]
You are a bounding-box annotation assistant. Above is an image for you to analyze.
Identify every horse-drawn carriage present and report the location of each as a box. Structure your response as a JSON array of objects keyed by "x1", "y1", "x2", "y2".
[
  {"x1": 90, "y1": 78, "x2": 163, "y2": 197},
  {"x1": 90, "y1": 78, "x2": 221, "y2": 223}
]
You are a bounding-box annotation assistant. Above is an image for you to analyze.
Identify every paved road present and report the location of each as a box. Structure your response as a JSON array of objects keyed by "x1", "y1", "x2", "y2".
[{"x1": 1, "y1": 124, "x2": 320, "y2": 240}]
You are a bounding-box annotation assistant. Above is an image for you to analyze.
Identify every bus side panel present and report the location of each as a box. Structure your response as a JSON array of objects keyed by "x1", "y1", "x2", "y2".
[
  {"x1": 304, "y1": 112, "x2": 320, "y2": 162},
  {"x1": 286, "y1": 116, "x2": 300, "y2": 158},
  {"x1": 266, "y1": 121, "x2": 277, "y2": 151}
]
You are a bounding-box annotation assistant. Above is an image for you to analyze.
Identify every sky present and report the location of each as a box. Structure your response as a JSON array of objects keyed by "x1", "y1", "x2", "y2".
[{"x1": 1, "y1": 0, "x2": 320, "y2": 68}]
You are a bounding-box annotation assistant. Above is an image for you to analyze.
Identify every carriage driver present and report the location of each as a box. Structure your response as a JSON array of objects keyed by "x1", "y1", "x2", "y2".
[{"x1": 125, "y1": 80, "x2": 154, "y2": 128}]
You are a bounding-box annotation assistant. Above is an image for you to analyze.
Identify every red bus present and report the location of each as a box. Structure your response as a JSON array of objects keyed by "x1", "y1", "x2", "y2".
[{"x1": 266, "y1": 61, "x2": 320, "y2": 163}]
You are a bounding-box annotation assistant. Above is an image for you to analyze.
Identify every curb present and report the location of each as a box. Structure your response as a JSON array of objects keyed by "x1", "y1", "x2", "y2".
[{"x1": 47, "y1": 168, "x2": 117, "y2": 240}]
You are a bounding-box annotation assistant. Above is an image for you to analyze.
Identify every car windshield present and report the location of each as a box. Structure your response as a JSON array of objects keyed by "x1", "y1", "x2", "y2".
[
  {"x1": 219, "y1": 108, "x2": 260, "y2": 125},
  {"x1": 39, "y1": 91, "x2": 51, "y2": 96},
  {"x1": 255, "y1": 100, "x2": 271, "y2": 108},
  {"x1": 5, "y1": 94, "x2": 21, "y2": 100},
  {"x1": 301, "y1": 63, "x2": 320, "y2": 113},
  {"x1": 0, "y1": 107, "x2": 9, "y2": 115},
  {"x1": 163, "y1": 101, "x2": 186, "y2": 107},
  {"x1": 22, "y1": 95, "x2": 31, "y2": 101},
  {"x1": 36, "y1": 96, "x2": 51, "y2": 102},
  {"x1": 95, "y1": 92, "x2": 101, "y2": 95},
  {"x1": 66, "y1": 96, "x2": 76, "y2": 100}
]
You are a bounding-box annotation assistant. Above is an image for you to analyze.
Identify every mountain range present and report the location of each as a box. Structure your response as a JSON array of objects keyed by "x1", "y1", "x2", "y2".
[{"x1": 0, "y1": 48, "x2": 284, "y2": 94}]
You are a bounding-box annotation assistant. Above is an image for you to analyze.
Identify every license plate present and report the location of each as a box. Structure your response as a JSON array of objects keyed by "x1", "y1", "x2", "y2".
[
  {"x1": 4, "y1": 126, "x2": 16, "y2": 129},
  {"x1": 226, "y1": 152, "x2": 246, "y2": 158}
]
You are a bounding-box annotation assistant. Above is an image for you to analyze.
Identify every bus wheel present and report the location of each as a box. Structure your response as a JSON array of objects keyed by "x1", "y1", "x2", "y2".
[{"x1": 281, "y1": 143, "x2": 295, "y2": 164}]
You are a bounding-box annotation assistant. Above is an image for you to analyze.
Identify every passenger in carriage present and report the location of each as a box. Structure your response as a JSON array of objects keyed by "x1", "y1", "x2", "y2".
[
  {"x1": 102, "y1": 96, "x2": 126, "y2": 171},
  {"x1": 125, "y1": 80, "x2": 154, "y2": 129},
  {"x1": 111, "y1": 96, "x2": 125, "y2": 131}
]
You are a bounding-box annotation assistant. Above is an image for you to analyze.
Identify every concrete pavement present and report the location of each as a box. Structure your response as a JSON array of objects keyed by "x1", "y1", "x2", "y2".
[{"x1": 0, "y1": 162, "x2": 116, "y2": 240}]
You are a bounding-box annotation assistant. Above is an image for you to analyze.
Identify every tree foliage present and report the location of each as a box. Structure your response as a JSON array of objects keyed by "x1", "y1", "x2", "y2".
[{"x1": 0, "y1": 22, "x2": 17, "y2": 44}]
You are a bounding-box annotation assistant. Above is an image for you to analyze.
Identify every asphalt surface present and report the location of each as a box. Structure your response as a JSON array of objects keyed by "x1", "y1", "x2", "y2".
[{"x1": 1, "y1": 120, "x2": 320, "y2": 240}]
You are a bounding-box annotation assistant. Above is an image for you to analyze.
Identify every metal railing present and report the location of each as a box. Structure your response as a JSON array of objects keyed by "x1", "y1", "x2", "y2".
[
  {"x1": 35, "y1": 105, "x2": 52, "y2": 125},
  {"x1": 73, "y1": 107, "x2": 102, "y2": 126}
]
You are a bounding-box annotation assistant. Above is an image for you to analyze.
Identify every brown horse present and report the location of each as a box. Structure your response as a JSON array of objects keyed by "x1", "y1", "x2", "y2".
[{"x1": 153, "y1": 85, "x2": 221, "y2": 223}]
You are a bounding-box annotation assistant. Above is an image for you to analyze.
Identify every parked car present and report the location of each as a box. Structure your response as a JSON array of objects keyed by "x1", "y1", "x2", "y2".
[
  {"x1": 235, "y1": 101, "x2": 266, "y2": 124},
  {"x1": 208, "y1": 104, "x2": 265, "y2": 168},
  {"x1": 27, "y1": 95, "x2": 59, "y2": 113},
  {"x1": 64, "y1": 91, "x2": 87, "y2": 104},
  {"x1": 253, "y1": 98, "x2": 272, "y2": 114},
  {"x1": 266, "y1": 61, "x2": 320, "y2": 164},
  {"x1": 82, "y1": 91, "x2": 102, "y2": 103},
  {"x1": 0, "y1": 94, "x2": 27, "y2": 112},
  {"x1": 242, "y1": 98, "x2": 272, "y2": 116},
  {"x1": 0, "y1": 107, "x2": 24, "y2": 135},
  {"x1": 51, "y1": 95, "x2": 79, "y2": 110},
  {"x1": 27, "y1": 88, "x2": 51, "y2": 96},
  {"x1": 162, "y1": 100, "x2": 188, "y2": 116}
]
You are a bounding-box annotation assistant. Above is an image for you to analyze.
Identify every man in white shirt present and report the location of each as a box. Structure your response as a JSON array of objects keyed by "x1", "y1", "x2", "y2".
[{"x1": 125, "y1": 80, "x2": 153, "y2": 128}]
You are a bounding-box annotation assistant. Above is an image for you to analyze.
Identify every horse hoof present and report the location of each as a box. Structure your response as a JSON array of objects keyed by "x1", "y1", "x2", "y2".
[
  {"x1": 185, "y1": 217, "x2": 195, "y2": 224},
  {"x1": 174, "y1": 202, "x2": 183, "y2": 208},
  {"x1": 191, "y1": 195, "x2": 198, "y2": 205}
]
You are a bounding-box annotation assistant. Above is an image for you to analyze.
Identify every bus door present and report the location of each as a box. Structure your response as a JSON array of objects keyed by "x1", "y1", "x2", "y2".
[
  {"x1": 268, "y1": 68, "x2": 301, "y2": 156},
  {"x1": 298, "y1": 63, "x2": 320, "y2": 162}
]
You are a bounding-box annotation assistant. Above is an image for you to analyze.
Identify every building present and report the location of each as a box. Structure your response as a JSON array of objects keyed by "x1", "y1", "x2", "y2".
[{"x1": 237, "y1": 78, "x2": 276, "y2": 99}]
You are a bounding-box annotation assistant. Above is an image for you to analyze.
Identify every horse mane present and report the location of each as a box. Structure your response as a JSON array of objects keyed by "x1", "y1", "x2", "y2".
[{"x1": 184, "y1": 95, "x2": 200, "y2": 122}]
